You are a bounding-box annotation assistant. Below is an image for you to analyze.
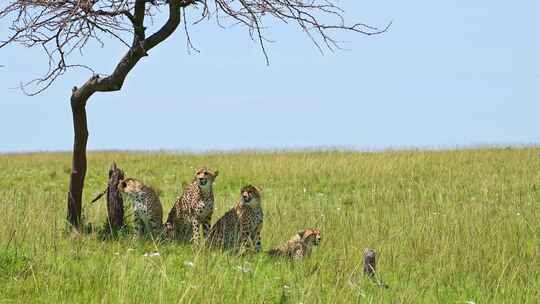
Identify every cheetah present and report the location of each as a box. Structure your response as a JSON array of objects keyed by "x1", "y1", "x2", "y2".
[
  {"x1": 118, "y1": 178, "x2": 163, "y2": 237},
  {"x1": 208, "y1": 185, "x2": 263, "y2": 252},
  {"x1": 268, "y1": 229, "x2": 321, "y2": 260},
  {"x1": 164, "y1": 168, "x2": 219, "y2": 243}
]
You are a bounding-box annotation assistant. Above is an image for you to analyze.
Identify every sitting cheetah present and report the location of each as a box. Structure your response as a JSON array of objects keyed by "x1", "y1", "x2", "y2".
[
  {"x1": 268, "y1": 229, "x2": 321, "y2": 260},
  {"x1": 118, "y1": 178, "x2": 163, "y2": 236},
  {"x1": 164, "y1": 168, "x2": 218, "y2": 243},
  {"x1": 208, "y1": 185, "x2": 263, "y2": 252}
]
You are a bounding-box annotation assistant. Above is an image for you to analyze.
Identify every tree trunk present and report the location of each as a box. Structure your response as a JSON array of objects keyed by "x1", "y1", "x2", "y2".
[
  {"x1": 106, "y1": 162, "x2": 125, "y2": 233},
  {"x1": 66, "y1": 93, "x2": 88, "y2": 229},
  {"x1": 363, "y1": 248, "x2": 377, "y2": 277},
  {"x1": 363, "y1": 248, "x2": 389, "y2": 288},
  {"x1": 65, "y1": 0, "x2": 184, "y2": 229}
]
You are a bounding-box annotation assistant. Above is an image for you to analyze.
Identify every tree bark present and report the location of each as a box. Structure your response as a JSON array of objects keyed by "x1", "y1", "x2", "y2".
[
  {"x1": 65, "y1": 0, "x2": 187, "y2": 229},
  {"x1": 363, "y1": 248, "x2": 389, "y2": 288},
  {"x1": 363, "y1": 248, "x2": 377, "y2": 277},
  {"x1": 66, "y1": 95, "x2": 88, "y2": 228},
  {"x1": 106, "y1": 162, "x2": 125, "y2": 233}
]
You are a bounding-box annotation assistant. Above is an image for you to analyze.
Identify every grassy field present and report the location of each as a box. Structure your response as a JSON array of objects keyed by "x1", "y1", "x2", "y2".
[{"x1": 0, "y1": 148, "x2": 539, "y2": 303}]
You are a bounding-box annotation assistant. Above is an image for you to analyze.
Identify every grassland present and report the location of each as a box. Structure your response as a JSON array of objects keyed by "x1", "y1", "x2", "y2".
[{"x1": 0, "y1": 148, "x2": 539, "y2": 303}]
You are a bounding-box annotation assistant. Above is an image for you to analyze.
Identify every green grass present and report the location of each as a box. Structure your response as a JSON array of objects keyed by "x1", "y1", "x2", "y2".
[{"x1": 0, "y1": 148, "x2": 539, "y2": 303}]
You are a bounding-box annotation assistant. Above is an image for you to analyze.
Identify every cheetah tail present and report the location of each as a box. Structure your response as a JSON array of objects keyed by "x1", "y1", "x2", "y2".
[
  {"x1": 90, "y1": 188, "x2": 108, "y2": 204},
  {"x1": 267, "y1": 248, "x2": 281, "y2": 257}
]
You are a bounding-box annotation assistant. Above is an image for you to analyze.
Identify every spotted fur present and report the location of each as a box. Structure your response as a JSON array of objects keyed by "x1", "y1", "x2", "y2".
[
  {"x1": 208, "y1": 185, "x2": 263, "y2": 252},
  {"x1": 118, "y1": 178, "x2": 163, "y2": 236},
  {"x1": 268, "y1": 229, "x2": 321, "y2": 260},
  {"x1": 164, "y1": 168, "x2": 218, "y2": 242}
]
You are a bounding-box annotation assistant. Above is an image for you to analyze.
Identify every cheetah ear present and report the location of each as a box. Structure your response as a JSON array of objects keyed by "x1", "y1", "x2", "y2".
[
  {"x1": 296, "y1": 229, "x2": 306, "y2": 238},
  {"x1": 214, "y1": 170, "x2": 219, "y2": 177},
  {"x1": 254, "y1": 185, "x2": 262, "y2": 193}
]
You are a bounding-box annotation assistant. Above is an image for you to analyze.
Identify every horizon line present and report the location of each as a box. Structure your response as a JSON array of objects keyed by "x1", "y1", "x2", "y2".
[{"x1": 1, "y1": 143, "x2": 538, "y2": 156}]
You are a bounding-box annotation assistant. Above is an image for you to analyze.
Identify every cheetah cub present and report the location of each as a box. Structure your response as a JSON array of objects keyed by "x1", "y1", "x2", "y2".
[
  {"x1": 208, "y1": 185, "x2": 263, "y2": 252},
  {"x1": 118, "y1": 178, "x2": 163, "y2": 236},
  {"x1": 164, "y1": 168, "x2": 218, "y2": 242},
  {"x1": 268, "y1": 229, "x2": 321, "y2": 260}
]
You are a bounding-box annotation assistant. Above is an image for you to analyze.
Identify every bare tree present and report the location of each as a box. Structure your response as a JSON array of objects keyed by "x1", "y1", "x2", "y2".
[{"x1": 0, "y1": 0, "x2": 388, "y2": 229}]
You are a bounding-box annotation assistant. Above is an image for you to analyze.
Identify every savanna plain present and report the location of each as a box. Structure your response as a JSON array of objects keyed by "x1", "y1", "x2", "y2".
[{"x1": 0, "y1": 148, "x2": 539, "y2": 303}]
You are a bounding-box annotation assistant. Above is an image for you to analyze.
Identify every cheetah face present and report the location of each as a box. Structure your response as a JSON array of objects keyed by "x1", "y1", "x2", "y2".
[
  {"x1": 195, "y1": 168, "x2": 219, "y2": 188},
  {"x1": 313, "y1": 231, "x2": 321, "y2": 245},
  {"x1": 299, "y1": 229, "x2": 321, "y2": 246},
  {"x1": 240, "y1": 185, "x2": 262, "y2": 207},
  {"x1": 118, "y1": 178, "x2": 144, "y2": 196}
]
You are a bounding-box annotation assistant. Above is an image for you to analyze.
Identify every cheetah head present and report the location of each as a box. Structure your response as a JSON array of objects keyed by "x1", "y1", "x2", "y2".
[
  {"x1": 297, "y1": 229, "x2": 321, "y2": 246},
  {"x1": 240, "y1": 184, "x2": 262, "y2": 207},
  {"x1": 195, "y1": 168, "x2": 219, "y2": 189},
  {"x1": 118, "y1": 178, "x2": 144, "y2": 196}
]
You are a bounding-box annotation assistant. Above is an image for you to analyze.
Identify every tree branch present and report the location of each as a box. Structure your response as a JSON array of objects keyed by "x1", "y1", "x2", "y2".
[
  {"x1": 2, "y1": 0, "x2": 387, "y2": 94},
  {"x1": 72, "y1": 0, "x2": 187, "y2": 101},
  {"x1": 133, "y1": 0, "x2": 146, "y2": 43},
  {"x1": 144, "y1": 0, "x2": 192, "y2": 50}
]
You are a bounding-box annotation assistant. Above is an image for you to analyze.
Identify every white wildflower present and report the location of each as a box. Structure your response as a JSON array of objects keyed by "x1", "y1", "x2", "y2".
[
  {"x1": 235, "y1": 265, "x2": 251, "y2": 273},
  {"x1": 184, "y1": 261, "x2": 195, "y2": 267},
  {"x1": 143, "y1": 252, "x2": 160, "y2": 257}
]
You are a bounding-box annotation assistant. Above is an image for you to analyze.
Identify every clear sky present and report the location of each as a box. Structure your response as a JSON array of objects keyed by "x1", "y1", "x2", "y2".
[{"x1": 1, "y1": 1, "x2": 539, "y2": 152}]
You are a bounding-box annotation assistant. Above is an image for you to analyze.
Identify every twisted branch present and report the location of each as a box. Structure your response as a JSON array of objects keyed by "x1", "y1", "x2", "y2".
[{"x1": 1, "y1": 0, "x2": 388, "y2": 94}]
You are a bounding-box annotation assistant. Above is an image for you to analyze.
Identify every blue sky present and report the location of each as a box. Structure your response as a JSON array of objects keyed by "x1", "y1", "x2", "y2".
[{"x1": 1, "y1": 1, "x2": 539, "y2": 152}]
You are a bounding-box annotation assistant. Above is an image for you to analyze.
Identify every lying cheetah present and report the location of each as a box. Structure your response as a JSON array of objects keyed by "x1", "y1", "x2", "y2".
[
  {"x1": 268, "y1": 229, "x2": 321, "y2": 260},
  {"x1": 164, "y1": 168, "x2": 218, "y2": 242},
  {"x1": 118, "y1": 178, "x2": 163, "y2": 236},
  {"x1": 208, "y1": 185, "x2": 263, "y2": 252}
]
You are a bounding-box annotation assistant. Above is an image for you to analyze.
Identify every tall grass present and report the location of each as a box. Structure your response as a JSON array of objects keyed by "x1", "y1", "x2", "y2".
[{"x1": 0, "y1": 148, "x2": 539, "y2": 303}]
